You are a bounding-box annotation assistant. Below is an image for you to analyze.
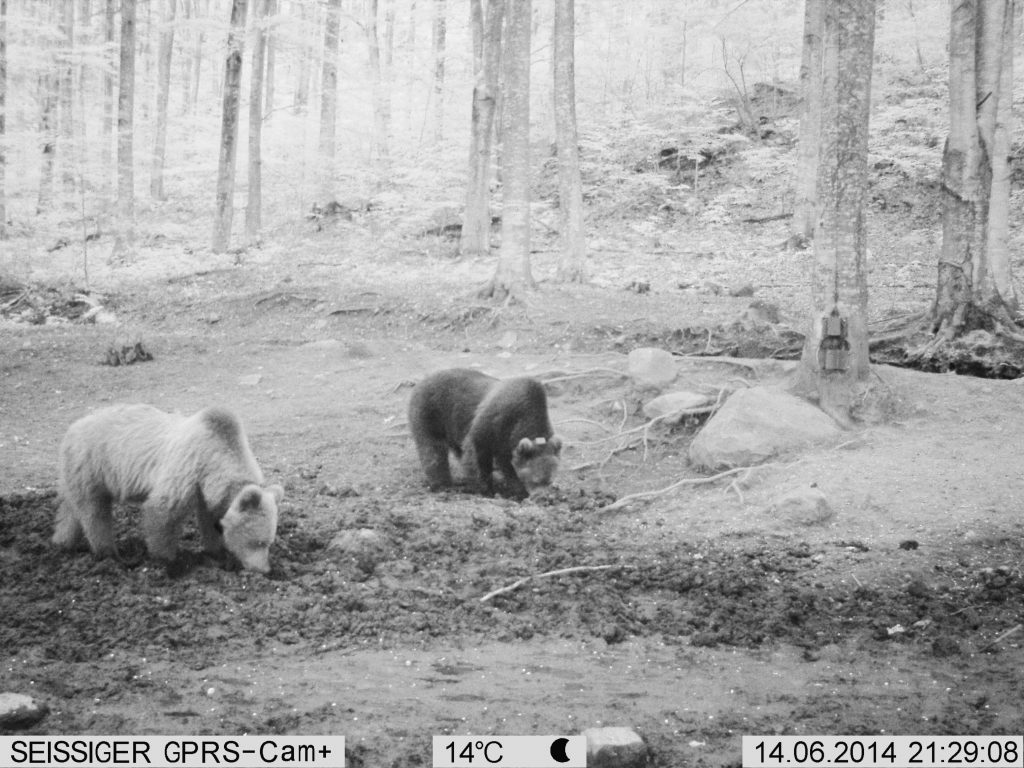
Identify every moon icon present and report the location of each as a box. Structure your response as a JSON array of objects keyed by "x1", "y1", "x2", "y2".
[{"x1": 549, "y1": 737, "x2": 571, "y2": 764}]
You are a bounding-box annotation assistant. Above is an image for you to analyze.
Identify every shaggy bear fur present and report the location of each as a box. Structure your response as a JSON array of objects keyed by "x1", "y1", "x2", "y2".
[
  {"x1": 408, "y1": 368, "x2": 562, "y2": 498},
  {"x1": 53, "y1": 404, "x2": 283, "y2": 574}
]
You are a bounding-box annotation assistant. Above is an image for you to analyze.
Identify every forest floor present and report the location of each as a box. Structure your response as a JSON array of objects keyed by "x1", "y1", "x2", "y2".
[
  {"x1": 2, "y1": 235, "x2": 1024, "y2": 767},
  {"x1": 3, "y1": 80, "x2": 1024, "y2": 764}
]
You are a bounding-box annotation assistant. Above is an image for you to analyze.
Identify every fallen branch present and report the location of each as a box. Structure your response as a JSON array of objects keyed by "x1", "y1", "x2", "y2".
[
  {"x1": 537, "y1": 368, "x2": 629, "y2": 384},
  {"x1": 597, "y1": 463, "x2": 781, "y2": 513},
  {"x1": 479, "y1": 564, "x2": 626, "y2": 603},
  {"x1": 979, "y1": 623, "x2": 1022, "y2": 653}
]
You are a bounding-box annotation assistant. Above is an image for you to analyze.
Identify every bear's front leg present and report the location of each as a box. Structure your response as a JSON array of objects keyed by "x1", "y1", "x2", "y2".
[{"x1": 141, "y1": 498, "x2": 188, "y2": 563}]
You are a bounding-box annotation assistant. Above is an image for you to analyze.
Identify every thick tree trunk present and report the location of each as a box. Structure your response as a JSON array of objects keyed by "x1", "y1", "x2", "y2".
[
  {"x1": 318, "y1": 0, "x2": 341, "y2": 199},
  {"x1": 212, "y1": 0, "x2": 247, "y2": 253},
  {"x1": 109, "y1": 0, "x2": 136, "y2": 260},
  {"x1": 799, "y1": 0, "x2": 874, "y2": 421},
  {"x1": 150, "y1": 0, "x2": 176, "y2": 201},
  {"x1": 928, "y1": 0, "x2": 1017, "y2": 337},
  {"x1": 481, "y1": 0, "x2": 533, "y2": 301},
  {"x1": 190, "y1": 1, "x2": 205, "y2": 116},
  {"x1": 553, "y1": 0, "x2": 585, "y2": 282},
  {"x1": 246, "y1": 0, "x2": 268, "y2": 244},
  {"x1": 794, "y1": 0, "x2": 823, "y2": 240},
  {"x1": 985, "y1": 3, "x2": 1015, "y2": 311},
  {"x1": 431, "y1": 0, "x2": 446, "y2": 145},
  {"x1": 461, "y1": 0, "x2": 504, "y2": 258}
]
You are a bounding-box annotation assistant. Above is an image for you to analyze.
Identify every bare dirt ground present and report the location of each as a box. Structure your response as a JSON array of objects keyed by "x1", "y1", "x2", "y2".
[{"x1": 2, "y1": 232, "x2": 1024, "y2": 767}]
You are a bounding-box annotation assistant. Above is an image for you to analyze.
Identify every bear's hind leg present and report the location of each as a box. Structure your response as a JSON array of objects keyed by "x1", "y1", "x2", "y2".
[
  {"x1": 414, "y1": 434, "x2": 453, "y2": 489},
  {"x1": 70, "y1": 493, "x2": 118, "y2": 558},
  {"x1": 52, "y1": 499, "x2": 88, "y2": 551}
]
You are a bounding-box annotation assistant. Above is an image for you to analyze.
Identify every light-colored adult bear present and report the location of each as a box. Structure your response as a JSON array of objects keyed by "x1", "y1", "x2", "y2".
[{"x1": 53, "y1": 404, "x2": 284, "y2": 574}]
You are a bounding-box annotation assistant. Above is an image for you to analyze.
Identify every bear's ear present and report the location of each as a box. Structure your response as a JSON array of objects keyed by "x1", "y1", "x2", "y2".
[
  {"x1": 515, "y1": 437, "x2": 536, "y2": 458},
  {"x1": 549, "y1": 435, "x2": 563, "y2": 455},
  {"x1": 237, "y1": 485, "x2": 264, "y2": 511},
  {"x1": 266, "y1": 484, "x2": 285, "y2": 503}
]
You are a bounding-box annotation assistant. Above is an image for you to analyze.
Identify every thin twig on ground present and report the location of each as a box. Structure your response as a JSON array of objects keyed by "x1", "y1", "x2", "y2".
[
  {"x1": 537, "y1": 368, "x2": 630, "y2": 384},
  {"x1": 479, "y1": 564, "x2": 626, "y2": 603},
  {"x1": 979, "y1": 623, "x2": 1022, "y2": 653},
  {"x1": 597, "y1": 463, "x2": 782, "y2": 513}
]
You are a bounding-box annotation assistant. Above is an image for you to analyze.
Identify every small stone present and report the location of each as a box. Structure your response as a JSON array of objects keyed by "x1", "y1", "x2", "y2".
[
  {"x1": 768, "y1": 486, "x2": 835, "y2": 526},
  {"x1": 627, "y1": 347, "x2": 677, "y2": 388},
  {"x1": 301, "y1": 338, "x2": 341, "y2": 349},
  {"x1": 238, "y1": 373, "x2": 263, "y2": 387},
  {"x1": 583, "y1": 726, "x2": 648, "y2": 768},
  {"x1": 0, "y1": 693, "x2": 49, "y2": 729}
]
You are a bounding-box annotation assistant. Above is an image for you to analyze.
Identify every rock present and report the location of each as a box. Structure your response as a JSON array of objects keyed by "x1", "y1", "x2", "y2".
[
  {"x1": 729, "y1": 282, "x2": 756, "y2": 297},
  {"x1": 583, "y1": 726, "x2": 648, "y2": 768},
  {"x1": 689, "y1": 386, "x2": 841, "y2": 470},
  {"x1": 767, "y1": 486, "x2": 835, "y2": 526},
  {"x1": 642, "y1": 391, "x2": 713, "y2": 422},
  {"x1": 741, "y1": 300, "x2": 782, "y2": 326},
  {"x1": 627, "y1": 348, "x2": 676, "y2": 388},
  {"x1": 328, "y1": 528, "x2": 390, "y2": 573},
  {"x1": 0, "y1": 692, "x2": 49, "y2": 729},
  {"x1": 238, "y1": 373, "x2": 263, "y2": 387}
]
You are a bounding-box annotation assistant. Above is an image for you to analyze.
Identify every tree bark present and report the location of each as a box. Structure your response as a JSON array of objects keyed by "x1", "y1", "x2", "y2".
[
  {"x1": 431, "y1": 0, "x2": 446, "y2": 144},
  {"x1": 212, "y1": 0, "x2": 247, "y2": 253},
  {"x1": 481, "y1": 0, "x2": 533, "y2": 301},
  {"x1": 36, "y1": 71, "x2": 57, "y2": 215},
  {"x1": 109, "y1": 0, "x2": 136, "y2": 260},
  {"x1": 318, "y1": 0, "x2": 341, "y2": 199},
  {"x1": 263, "y1": 0, "x2": 276, "y2": 120},
  {"x1": 930, "y1": 0, "x2": 1018, "y2": 336},
  {"x1": 293, "y1": 0, "x2": 310, "y2": 113},
  {"x1": 367, "y1": 0, "x2": 390, "y2": 167},
  {"x1": 150, "y1": 0, "x2": 176, "y2": 201},
  {"x1": 553, "y1": 0, "x2": 585, "y2": 282},
  {"x1": 799, "y1": 0, "x2": 874, "y2": 421},
  {"x1": 460, "y1": 0, "x2": 504, "y2": 258},
  {"x1": 59, "y1": 0, "x2": 75, "y2": 192},
  {"x1": 794, "y1": 0, "x2": 823, "y2": 240},
  {"x1": 102, "y1": 0, "x2": 115, "y2": 202},
  {"x1": 0, "y1": 0, "x2": 7, "y2": 239},
  {"x1": 246, "y1": 0, "x2": 268, "y2": 244},
  {"x1": 190, "y1": 0, "x2": 205, "y2": 116}
]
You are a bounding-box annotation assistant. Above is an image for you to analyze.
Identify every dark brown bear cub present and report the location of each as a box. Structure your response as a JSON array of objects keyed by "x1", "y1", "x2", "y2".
[{"x1": 408, "y1": 368, "x2": 562, "y2": 498}]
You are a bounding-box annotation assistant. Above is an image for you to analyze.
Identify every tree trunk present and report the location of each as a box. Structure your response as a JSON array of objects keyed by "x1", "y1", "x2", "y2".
[
  {"x1": 109, "y1": 0, "x2": 136, "y2": 260},
  {"x1": 293, "y1": 0, "x2": 310, "y2": 113},
  {"x1": 794, "y1": 0, "x2": 823, "y2": 240},
  {"x1": 930, "y1": 0, "x2": 1018, "y2": 336},
  {"x1": 0, "y1": 0, "x2": 7, "y2": 240},
  {"x1": 799, "y1": 0, "x2": 874, "y2": 422},
  {"x1": 318, "y1": 0, "x2": 341, "y2": 199},
  {"x1": 460, "y1": 0, "x2": 504, "y2": 258},
  {"x1": 246, "y1": 0, "x2": 268, "y2": 244},
  {"x1": 150, "y1": 0, "x2": 176, "y2": 201},
  {"x1": 263, "y1": 0, "x2": 275, "y2": 120},
  {"x1": 481, "y1": 0, "x2": 532, "y2": 301},
  {"x1": 212, "y1": 0, "x2": 247, "y2": 253},
  {"x1": 103, "y1": 0, "x2": 115, "y2": 203},
  {"x1": 552, "y1": 0, "x2": 585, "y2": 282},
  {"x1": 59, "y1": 0, "x2": 75, "y2": 192},
  {"x1": 190, "y1": 0, "x2": 205, "y2": 116},
  {"x1": 367, "y1": 0, "x2": 390, "y2": 167},
  {"x1": 36, "y1": 72, "x2": 57, "y2": 215},
  {"x1": 431, "y1": 0, "x2": 446, "y2": 145}
]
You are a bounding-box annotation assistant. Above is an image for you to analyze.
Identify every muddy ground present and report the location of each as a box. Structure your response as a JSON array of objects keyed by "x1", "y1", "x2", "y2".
[{"x1": 2, "y1": 243, "x2": 1024, "y2": 767}]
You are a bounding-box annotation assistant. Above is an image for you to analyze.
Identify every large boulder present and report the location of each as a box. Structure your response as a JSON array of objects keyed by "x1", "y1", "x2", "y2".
[{"x1": 689, "y1": 386, "x2": 841, "y2": 470}]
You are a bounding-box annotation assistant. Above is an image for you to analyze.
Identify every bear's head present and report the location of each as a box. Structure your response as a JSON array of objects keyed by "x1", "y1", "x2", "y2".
[
  {"x1": 220, "y1": 483, "x2": 284, "y2": 574},
  {"x1": 512, "y1": 436, "x2": 563, "y2": 494}
]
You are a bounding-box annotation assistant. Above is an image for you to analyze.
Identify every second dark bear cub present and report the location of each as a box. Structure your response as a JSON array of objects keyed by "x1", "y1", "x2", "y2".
[{"x1": 408, "y1": 368, "x2": 562, "y2": 498}]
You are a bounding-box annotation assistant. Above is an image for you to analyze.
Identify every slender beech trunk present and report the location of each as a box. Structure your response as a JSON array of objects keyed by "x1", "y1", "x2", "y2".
[{"x1": 212, "y1": 0, "x2": 247, "y2": 252}]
